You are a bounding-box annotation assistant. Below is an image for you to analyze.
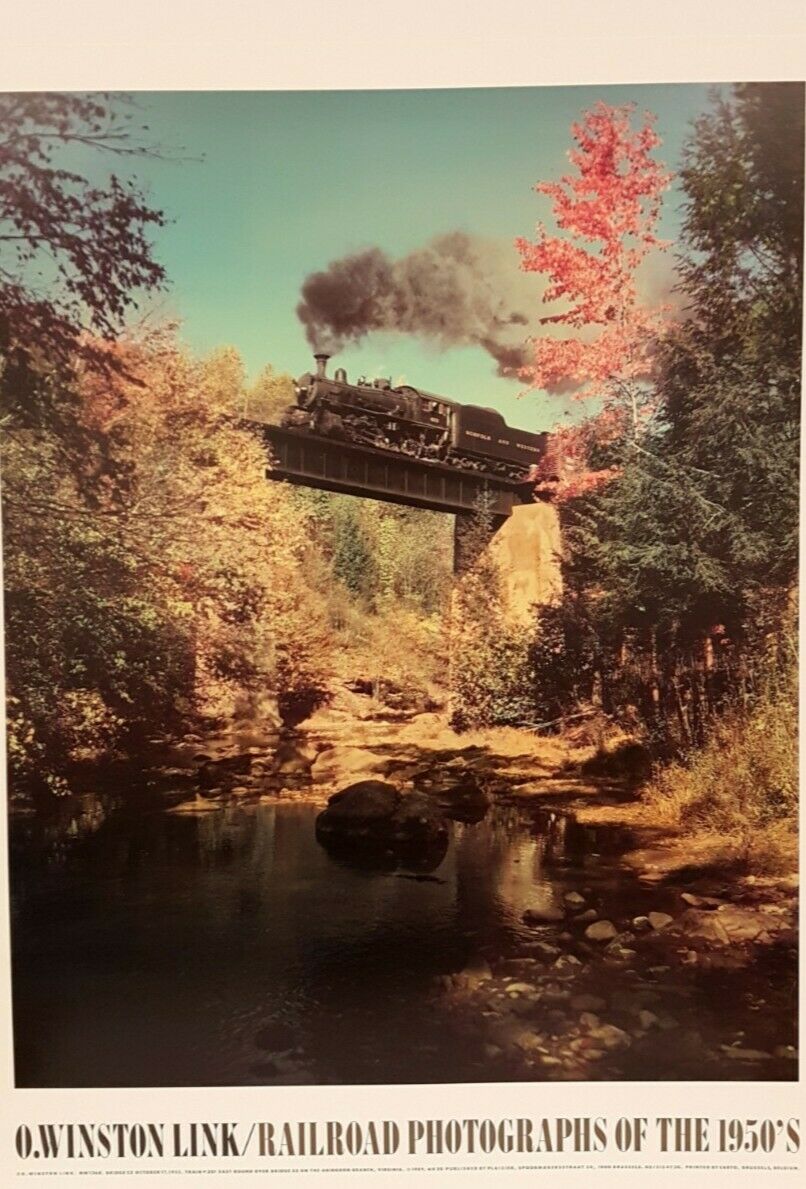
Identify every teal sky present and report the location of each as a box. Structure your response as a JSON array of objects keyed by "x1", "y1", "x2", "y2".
[{"x1": 129, "y1": 83, "x2": 716, "y2": 432}]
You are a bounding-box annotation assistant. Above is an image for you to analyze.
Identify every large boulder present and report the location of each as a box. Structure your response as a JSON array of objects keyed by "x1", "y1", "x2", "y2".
[
  {"x1": 315, "y1": 781, "x2": 448, "y2": 869},
  {"x1": 388, "y1": 791, "x2": 445, "y2": 835},
  {"x1": 323, "y1": 780, "x2": 401, "y2": 821}
]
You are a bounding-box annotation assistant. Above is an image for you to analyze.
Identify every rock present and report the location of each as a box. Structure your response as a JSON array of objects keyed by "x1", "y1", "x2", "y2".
[
  {"x1": 538, "y1": 983, "x2": 570, "y2": 1005},
  {"x1": 632, "y1": 915, "x2": 651, "y2": 931},
  {"x1": 588, "y1": 1023, "x2": 630, "y2": 1050},
  {"x1": 680, "y1": 892, "x2": 723, "y2": 908},
  {"x1": 553, "y1": 954, "x2": 582, "y2": 974},
  {"x1": 506, "y1": 982, "x2": 537, "y2": 995},
  {"x1": 585, "y1": 920, "x2": 618, "y2": 942},
  {"x1": 575, "y1": 909, "x2": 598, "y2": 923},
  {"x1": 456, "y1": 957, "x2": 492, "y2": 990},
  {"x1": 714, "y1": 905, "x2": 777, "y2": 942},
  {"x1": 579, "y1": 1012, "x2": 601, "y2": 1030},
  {"x1": 721, "y1": 1046, "x2": 772, "y2": 1061},
  {"x1": 679, "y1": 904, "x2": 778, "y2": 946},
  {"x1": 429, "y1": 774, "x2": 491, "y2": 823},
  {"x1": 523, "y1": 905, "x2": 565, "y2": 924},
  {"x1": 678, "y1": 909, "x2": 731, "y2": 944},
  {"x1": 391, "y1": 791, "x2": 447, "y2": 834},
  {"x1": 648, "y1": 911, "x2": 674, "y2": 931},
  {"x1": 564, "y1": 891, "x2": 586, "y2": 908},
  {"x1": 774, "y1": 1045, "x2": 798, "y2": 1060},
  {"x1": 604, "y1": 945, "x2": 637, "y2": 962},
  {"x1": 522, "y1": 941, "x2": 561, "y2": 958},
  {"x1": 514, "y1": 1030, "x2": 546, "y2": 1054},
  {"x1": 324, "y1": 781, "x2": 400, "y2": 820},
  {"x1": 310, "y1": 746, "x2": 394, "y2": 785},
  {"x1": 570, "y1": 994, "x2": 606, "y2": 1012},
  {"x1": 315, "y1": 781, "x2": 448, "y2": 863},
  {"x1": 638, "y1": 1010, "x2": 660, "y2": 1030},
  {"x1": 230, "y1": 785, "x2": 252, "y2": 796},
  {"x1": 488, "y1": 1018, "x2": 543, "y2": 1052}
]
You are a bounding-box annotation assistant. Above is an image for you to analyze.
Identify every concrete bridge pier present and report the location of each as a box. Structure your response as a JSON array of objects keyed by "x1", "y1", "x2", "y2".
[{"x1": 453, "y1": 501, "x2": 563, "y2": 624}]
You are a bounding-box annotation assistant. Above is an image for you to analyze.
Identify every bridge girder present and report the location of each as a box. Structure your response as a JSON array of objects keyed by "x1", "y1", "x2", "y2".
[{"x1": 252, "y1": 424, "x2": 520, "y2": 518}]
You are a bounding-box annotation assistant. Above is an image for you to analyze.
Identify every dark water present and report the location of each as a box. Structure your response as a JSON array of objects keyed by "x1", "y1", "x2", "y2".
[
  {"x1": 11, "y1": 799, "x2": 563, "y2": 1086},
  {"x1": 9, "y1": 798, "x2": 796, "y2": 1086}
]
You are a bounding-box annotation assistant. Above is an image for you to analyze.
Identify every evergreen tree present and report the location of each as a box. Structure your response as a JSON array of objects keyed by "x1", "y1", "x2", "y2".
[{"x1": 537, "y1": 83, "x2": 803, "y2": 743}]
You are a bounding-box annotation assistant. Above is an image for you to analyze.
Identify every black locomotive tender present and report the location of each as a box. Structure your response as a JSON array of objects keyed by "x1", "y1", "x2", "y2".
[{"x1": 283, "y1": 353, "x2": 547, "y2": 483}]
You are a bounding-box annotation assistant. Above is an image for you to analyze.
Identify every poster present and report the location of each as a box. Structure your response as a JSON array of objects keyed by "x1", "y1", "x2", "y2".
[{"x1": 0, "y1": 3, "x2": 804, "y2": 1185}]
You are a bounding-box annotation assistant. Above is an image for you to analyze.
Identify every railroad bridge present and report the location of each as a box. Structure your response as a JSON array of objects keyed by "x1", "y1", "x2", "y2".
[
  {"x1": 252, "y1": 421, "x2": 562, "y2": 618},
  {"x1": 254, "y1": 423, "x2": 521, "y2": 518}
]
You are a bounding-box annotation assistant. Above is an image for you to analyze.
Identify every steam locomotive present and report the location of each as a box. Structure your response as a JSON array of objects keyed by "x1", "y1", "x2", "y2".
[{"x1": 282, "y1": 353, "x2": 547, "y2": 482}]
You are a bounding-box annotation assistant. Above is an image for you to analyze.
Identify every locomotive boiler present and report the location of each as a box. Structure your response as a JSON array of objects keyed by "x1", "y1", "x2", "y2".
[{"x1": 283, "y1": 353, "x2": 547, "y2": 482}]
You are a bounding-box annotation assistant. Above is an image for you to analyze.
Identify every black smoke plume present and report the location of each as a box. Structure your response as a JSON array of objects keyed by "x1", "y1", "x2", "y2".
[{"x1": 297, "y1": 232, "x2": 531, "y2": 378}]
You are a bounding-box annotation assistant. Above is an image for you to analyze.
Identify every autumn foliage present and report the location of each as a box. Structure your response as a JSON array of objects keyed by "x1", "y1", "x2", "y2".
[
  {"x1": 517, "y1": 101, "x2": 672, "y2": 495},
  {"x1": 2, "y1": 331, "x2": 333, "y2": 795}
]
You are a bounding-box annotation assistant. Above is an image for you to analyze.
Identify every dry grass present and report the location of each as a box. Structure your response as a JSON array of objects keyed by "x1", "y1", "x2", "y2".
[{"x1": 642, "y1": 665, "x2": 798, "y2": 872}]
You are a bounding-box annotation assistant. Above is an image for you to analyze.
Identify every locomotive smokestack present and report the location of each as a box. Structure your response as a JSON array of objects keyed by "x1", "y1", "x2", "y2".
[{"x1": 313, "y1": 352, "x2": 330, "y2": 379}]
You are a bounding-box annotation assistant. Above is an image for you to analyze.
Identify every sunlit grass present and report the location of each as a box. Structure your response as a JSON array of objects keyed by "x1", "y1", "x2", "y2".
[{"x1": 642, "y1": 651, "x2": 798, "y2": 872}]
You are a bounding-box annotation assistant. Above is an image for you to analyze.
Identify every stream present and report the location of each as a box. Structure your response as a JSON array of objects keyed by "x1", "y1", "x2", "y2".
[{"x1": 10, "y1": 793, "x2": 798, "y2": 1086}]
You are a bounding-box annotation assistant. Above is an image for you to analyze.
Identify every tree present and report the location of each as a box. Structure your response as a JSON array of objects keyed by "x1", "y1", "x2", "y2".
[
  {"x1": 516, "y1": 101, "x2": 672, "y2": 493},
  {"x1": 2, "y1": 330, "x2": 333, "y2": 797},
  {"x1": 657, "y1": 82, "x2": 802, "y2": 604},
  {"x1": 0, "y1": 92, "x2": 167, "y2": 419},
  {"x1": 447, "y1": 499, "x2": 535, "y2": 729},
  {"x1": 244, "y1": 364, "x2": 296, "y2": 423},
  {"x1": 531, "y1": 84, "x2": 803, "y2": 748}
]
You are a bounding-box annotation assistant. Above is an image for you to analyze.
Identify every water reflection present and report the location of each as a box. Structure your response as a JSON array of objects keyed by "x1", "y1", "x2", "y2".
[
  {"x1": 10, "y1": 799, "x2": 604, "y2": 1087},
  {"x1": 316, "y1": 829, "x2": 450, "y2": 873}
]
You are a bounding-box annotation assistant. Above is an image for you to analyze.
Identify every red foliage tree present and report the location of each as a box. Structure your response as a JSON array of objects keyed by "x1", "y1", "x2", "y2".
[{"x1": 516, "y1": 101, "x2": 673, "y2": 497}]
